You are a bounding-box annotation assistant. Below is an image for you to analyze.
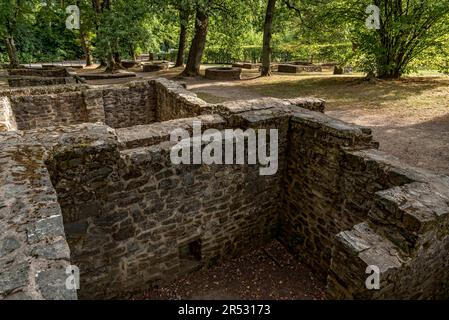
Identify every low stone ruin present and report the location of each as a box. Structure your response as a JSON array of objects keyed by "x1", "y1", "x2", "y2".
[
  {"x1": 142, "y1": 61, "x2": 172, "y2": 72},
  {"x1": 6, "y1": 67, "x2": 77, "y2": 88},
  {"x1": 278, "y1": 64, "x2": 323, "y2": 73},
  {"x1": 121, "y1": 61, "x2": 141, "y2": 69},
  {"x1": 232, "y1": 63, "x2": 260, "y2": 70},
  {"x1": 0, "y1": 79, "x2": 448, "y2": 300},
  {"x1": 205, "y1": 67, "x2": 242, "y2": 80},
  {"x1": 79, "y1": 72, "x2": 137, "y2": 81}
]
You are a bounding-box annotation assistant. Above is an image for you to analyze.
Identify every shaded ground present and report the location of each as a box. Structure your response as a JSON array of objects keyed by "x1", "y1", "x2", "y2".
[
  {"x1": 116, "y1": 67, "x2": 448, "y2": 176},
  {"x1": 2, "y1": 65, "x2": 448, "y2": 174},
  {"x1": 137, "y1": 240, "x2": 326, "y2": 300},
  {"x1": 74, "y1": 65, "x2": 449, "y2": 175}
]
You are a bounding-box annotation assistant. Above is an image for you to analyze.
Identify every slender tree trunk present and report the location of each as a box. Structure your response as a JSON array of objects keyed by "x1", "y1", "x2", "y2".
[
  {"x1": 79, "y1": 32, "x2": 93, "y2": 66},
  {"x1": 130, "y1": 46, "x2": 136, "y2": 61},
  {"x1": 114, "y1": 52, "x2": 121, "y2": 64},
  {"x1": 105, "y1": 47, "x2": 123, "y2": 73},
  {"x1": 5, "y1": 36, "x2": 19, "y2": 68},
  {"x1": 180, "y1": 5, "x2": 209, "y2": 77},
  {"x1": 175, "y1": 10, "x2": 189, "y2": 67},
  {"x1": 261, "y1": 0, "x2": 276, "y2": 76},
  {"x1": 105, "y1": 51, "x2": 115, "y2": 73}
]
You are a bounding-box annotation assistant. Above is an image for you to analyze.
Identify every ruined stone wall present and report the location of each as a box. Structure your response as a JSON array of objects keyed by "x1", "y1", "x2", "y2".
[
  {"x1": 0, "y1": 131, "x2": 76, "y2": 300},
  {"x1": 8, "y1": 76, "x2": 76, "y2": 88},
  {"x1": 46, "y1": 112, "x2": 287, "y2": 299},
  {"x1": 0, "y1": 97, "x2": 17, "y2": 132},
  {"x1": 0, "y1": 79, "x2": 210, "y2": 131},
  {"x1": 154, "y1": 78, "x2": 211, "y2": 122},
  {"x1": 101, "y1": 81, "x2": 157, "y2": 128},
  {"x1": 326, "y1": 152, "x2": 449, "y2": 299},
  {"x1": 277, "y1": 108, "x2": 449, "y2": 299},
  {"x1": 1, "y1": 79, "x2": 448, "y2": 300},
  {"x1": 279, "y1": 109, "x2": 404, "y2": 272},
  {"x1": 9, "y1": 92, "x2": 89, "y2": 130},
  {"x1": 7, "y1": 68, "x2": 71, "y2": 77}
]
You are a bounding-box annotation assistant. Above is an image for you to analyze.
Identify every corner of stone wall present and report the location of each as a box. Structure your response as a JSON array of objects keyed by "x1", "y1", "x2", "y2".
[
  {"x1": 152, "y1": 78, "x2": 211, "y2": 122},
  {"x1": 0, "y1": 96, "x2": 17, "y2": 132},
  {"x1": 328, "y1": 152, "x2": 449, "y2": 299},
  {"x1": 0, "y1": 136, "x2": 76, "y2": 300}
]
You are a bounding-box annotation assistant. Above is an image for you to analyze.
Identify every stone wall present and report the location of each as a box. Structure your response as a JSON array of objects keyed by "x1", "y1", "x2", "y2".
[
  {"x1": 326, "y1": 151, "x2": 449, "y2": 299},
  {"x1": 0, "y1": 97, "x2": 17, "y2": 132},
  {"x1": 7, "y1": 68, "x2": 71, "y2": 77},
  {"x1": 278, "y1": 108, "x2": 449, "y2": 299},
  {"x1": 8, "y1": 76, "x2": 76, "y2": 88},
  {"x1": 45, "y1": 101, "x2": 291, "y2": 299},
  {"x1": 0, "y1": 131, "x2": 76, "y2": 300},
  {"x1": 9, "y1": 91, "x2": 89, "y2": 130},
  {"x1": 6, "y1": 68, "x2": 75, "y2": 88},
  {"x1": 101, "y1": 81, "x2": 157, "y2": 128},
  {"x1": 1, "y1": 78, "x2": 448, "y2": 300},
  {"x1": 154, "y1": 78, "x2": 210, "y2": 122},
  {"x1": 0, "y1": 79, "x2": 210, "y2": 131}
]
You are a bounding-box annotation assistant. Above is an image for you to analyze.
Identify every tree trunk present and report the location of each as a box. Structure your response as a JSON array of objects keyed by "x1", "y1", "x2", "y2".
[
  {"x1": 175, "y1": 10, "x2": 189, "y2": 68},
  {"x1": 130, "y1": 46, "x2": 137, "y2": 61},
  {"x1": 261, "y1": 0, "x2": 277, "y2": 76},
  {"x1": 180, "y1": 5, "x2": 209, "y2": 77},
  {"x1": 79, "y1": 32, "x2": 93, "y2": 66},
  {"x1": 105, "y1": 51, "x2": 115, "y2": 73},
  {"x1": 5, "y1": 37, "x2": 19, "y2": 68}
]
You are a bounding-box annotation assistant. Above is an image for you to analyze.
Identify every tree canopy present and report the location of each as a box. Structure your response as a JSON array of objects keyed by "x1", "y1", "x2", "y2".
[{"x1": 1, "y1": 0, "x2": 448, "y2": 78}]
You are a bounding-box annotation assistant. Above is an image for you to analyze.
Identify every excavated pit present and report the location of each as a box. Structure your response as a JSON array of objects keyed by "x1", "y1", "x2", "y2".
[{"x1": 1, "y1": 79, "x2": 449, "y2": 300}]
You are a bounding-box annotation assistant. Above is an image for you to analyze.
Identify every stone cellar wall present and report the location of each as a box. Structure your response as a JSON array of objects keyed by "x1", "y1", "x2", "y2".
[
  {"x1": 7, "y1": 76, "x2": 76, "y2": 88},
  {"x1": 278, "y1": 111, "x2": 415, "y2": 272},
  {"x1": 101, "y1": 81, "x2": 157, "y2": 128},
  {"x1": 45, "y1": 107, "x2": 290, "y2": 299},
  {"x1": 0, "y1": 79, "x2": 448, "y2": 300},
  {"x1": 9, "y1": 92, "x2": 88, "y2": 130},
  {"x1": 0, "y1": 79, "x2": 209, "y2": 131}
]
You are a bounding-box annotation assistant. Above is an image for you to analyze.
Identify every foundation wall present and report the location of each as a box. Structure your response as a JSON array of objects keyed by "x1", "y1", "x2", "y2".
[
  {"x1": 1, "y1": 79, "x2": 448, "y2": 300},
  {"x1": 0, "y1": 79, "x2": 210, "y2": 131},
  {"x1": 46, "y1": 115, "x2": 288, "y2": 299}
]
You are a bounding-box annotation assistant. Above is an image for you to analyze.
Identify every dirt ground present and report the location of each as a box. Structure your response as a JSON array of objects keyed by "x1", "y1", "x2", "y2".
[
  {"x1": 137, "y1": 240, "x2": 326, "y2": 300},
  {"x1": 66, "y1": 65, "x2": 449, "y2": 175}
]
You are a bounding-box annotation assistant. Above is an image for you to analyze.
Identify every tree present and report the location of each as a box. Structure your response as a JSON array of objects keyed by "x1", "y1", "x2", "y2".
[
  {"x1": 261, "y1": 0, "x2": 277, "y2": 76},
  {"x1": 291, "y1": 0, "x2": 449, "y2": 79},
  {"x1": 175, "y1": 8, "x2": 190, "y2": 67},
  {"x1": 181, "y1": 0, "x2": 211, "y2": 77},
  {"x1": 92, "y1": 0, "x2": 161, "y2": 72},
  {"x1": 0, "y1": 0, "x2": 38, "y2": 67},
  {"x1": 370, "y1": 0, "x2": 449, "y2": 78}
]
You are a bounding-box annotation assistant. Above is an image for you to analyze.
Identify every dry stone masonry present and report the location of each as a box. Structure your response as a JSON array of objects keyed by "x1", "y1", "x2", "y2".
[
  {"x1": 0, "y1": 78, "x2": 448, "y2": 300},
  {"x1": 6, "y1": 67, "x2": 77, "y2": 88}
]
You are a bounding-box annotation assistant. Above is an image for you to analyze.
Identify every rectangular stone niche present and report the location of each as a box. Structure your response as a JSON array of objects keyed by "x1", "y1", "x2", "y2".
[{"x1": 178, "y1": 239, "x2": 203, "y2": 273}]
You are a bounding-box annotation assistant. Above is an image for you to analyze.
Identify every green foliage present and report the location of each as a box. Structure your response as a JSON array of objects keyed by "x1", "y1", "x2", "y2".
[{"x1": 0, "y1": 0, "x2": 448, "y2": 77}]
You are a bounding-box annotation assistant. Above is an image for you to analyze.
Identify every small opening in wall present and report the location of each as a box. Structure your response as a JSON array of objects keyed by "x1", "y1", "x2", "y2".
[{"x1": 179, "y1": 239, "x2": 202, "y2": 273}]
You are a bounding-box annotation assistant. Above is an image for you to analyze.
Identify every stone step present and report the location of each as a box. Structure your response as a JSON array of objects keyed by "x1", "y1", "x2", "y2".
[
  {"x1": 369, "y1": 177, "x2": 449, "y2": 253},
  {"x1": 328, "y1": 222, "x2": 406, "y2": 299}
]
